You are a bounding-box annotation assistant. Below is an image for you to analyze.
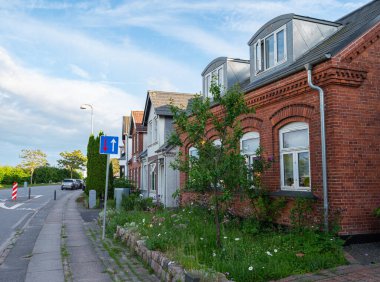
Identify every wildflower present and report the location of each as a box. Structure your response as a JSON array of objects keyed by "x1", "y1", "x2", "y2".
[
  {"x1": 223, "y1": 236, "x2": 228, "y2": 239},
  {"x1": 266, "y1": 251, "x2": 273, "y2": 256},
  {"x1": 200, "y1": 237, "x2": 204, "y2": 241},
  {"x1": 159, "y1": 223, "x2": 161, "y2": 226},
  {"x1": 274, "y1": 249, "x2": 278, "y2": 253},
  {"x1": 149, "y1": 224, "x2": 153, "y2": 228},
  {"x1": 248, "y1": 266, "x2": 253, "y2": 271},
  {"x1": 213, "y1": 252, "x2": 216, "y2": 257},
  {"x1": 142, "y1": 218, "x2": 145, "y2": 224},
  {"x1": 235, "y1": 238, "x2": 240, "y2": 241},
  {"x1": 157, "y1": 233, "x2": 161, "y2": 237},
  {"x1": 191, "y1": 202, "x2": 194, "y2": 205}
]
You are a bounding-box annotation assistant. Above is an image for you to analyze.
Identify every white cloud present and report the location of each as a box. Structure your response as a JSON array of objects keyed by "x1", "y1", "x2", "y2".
[{"x1": 69, "y1": 64, "x2": 91, "y2": 79}]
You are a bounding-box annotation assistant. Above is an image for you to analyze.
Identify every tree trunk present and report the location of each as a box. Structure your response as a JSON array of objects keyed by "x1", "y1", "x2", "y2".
[
  {"x1": 30, "y1": 170, "x2": 33, "y2": 185},
  {"x1": 214, "y1": 183, "x2": 221, "y2": 248},
  {"x1": 70, "y1": 168, "x2": 73, "y2": 178}
]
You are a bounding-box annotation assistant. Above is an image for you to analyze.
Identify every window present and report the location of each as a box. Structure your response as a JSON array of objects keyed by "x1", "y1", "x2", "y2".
[
  {"x1": 154, "y1": 118, "x2": 158, "y2": 142},
  {"x1": 279, "y1": 122, "x2": 310, "y2": 191},
  {"x1": 149, "y1": 121, "x2": 153, "y2": 144},
  {"x1": 205, "y1": 65, "x2": 224, "y2": 98},
  {"x1": 240, "y1": 132, "x2": 260, "y2": 181},
  {"x1": 189, "y1": 147, "x2": 199, "y2": 159},
  {"x1": 255, "y1": 26, "x2": 286, "y2": 74},
  {"x1": 150, "y1": 163, "x2": 156, "y2": 191}
]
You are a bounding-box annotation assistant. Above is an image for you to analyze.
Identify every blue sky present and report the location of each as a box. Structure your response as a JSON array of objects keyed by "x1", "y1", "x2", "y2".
[{"x1": 0, "y1": 0, "x2": 371, "y2": 166}]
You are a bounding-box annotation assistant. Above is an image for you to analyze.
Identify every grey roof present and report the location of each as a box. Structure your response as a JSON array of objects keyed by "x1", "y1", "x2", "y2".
[
  {"x1": 142, "y1": 90, "x2": 196, "y2": 125},
  {"x1": 201, "y1": 57, "x2": 249, "y2": 76},
  {"x1": 138, "y1": 149, "x2": 147, "y2": 159},
  {"x1": 155, "y1": 141, "x2": 175, "y2": 154},
  {"x1": 244, "y1": 0, "x2": 380, "y2": 93},
  {"x1": 247, "y1": 14, "x2": 340, "y2": 46}
]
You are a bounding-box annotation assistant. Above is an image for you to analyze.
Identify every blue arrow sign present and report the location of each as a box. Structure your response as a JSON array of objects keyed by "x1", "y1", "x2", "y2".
[{"x1": 99, "y1": 136, "x2": 119, "y2": 154}]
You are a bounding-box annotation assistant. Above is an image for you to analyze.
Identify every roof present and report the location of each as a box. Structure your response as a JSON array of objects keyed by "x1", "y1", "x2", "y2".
[
  {"x1": 128, "y1": 110, "x2": 146, "y2": 135},
  {"x1": 201, "y1": 57, "x2": 249, "y2": 76},
  {"x1": 155, "y1": 141, "x2": 175, "y2": 154},
  {"x1": 142, "y1": 90, "x2": 196, "y2": 125},
  {"x1": 138, "y1": 149, "x2": 147, "y2": 159},
  {"x1": 244, "y1": 0, "x2": 380, "y2": 93},
  {"x1": 247, "y1": 14, "x2": 340, "y2": 46}
]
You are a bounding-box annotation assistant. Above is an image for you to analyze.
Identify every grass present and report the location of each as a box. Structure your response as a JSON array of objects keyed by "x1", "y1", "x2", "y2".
[{"x1": 105, "y1": 205, "x2": 347, "y2": 282}]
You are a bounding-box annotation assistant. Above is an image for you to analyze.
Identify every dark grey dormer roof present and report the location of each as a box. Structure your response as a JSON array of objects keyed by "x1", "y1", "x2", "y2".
[
  {"x1": 142, "y1": 90, "x2": 196, "y2": 126},
  {"x1": 245, "y1": 0, "x2": 380, "y2": 93}
]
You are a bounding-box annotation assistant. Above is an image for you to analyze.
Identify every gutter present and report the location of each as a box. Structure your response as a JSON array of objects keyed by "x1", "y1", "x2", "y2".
[{"x1": 305, "y1": 62, "x2": 329, "y2": 232}]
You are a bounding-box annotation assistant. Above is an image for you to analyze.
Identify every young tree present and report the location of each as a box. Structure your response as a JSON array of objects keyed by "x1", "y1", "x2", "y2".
[
  {"x1": 57, "y1": 150, "x2": 87, "y2": 178},
  {"x1": 110, "y1": 158, "x2": 120, "y2": 177},
  {"x1": 19, "y1": 149, "x2": 48, "y2": 184},
  {"x1": 169, "y1": 82, "x2": 254, "y2": 247}
]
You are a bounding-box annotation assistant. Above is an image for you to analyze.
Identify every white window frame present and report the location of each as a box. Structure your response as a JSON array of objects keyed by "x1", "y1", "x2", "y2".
[
  {"x1": 205, "y1": 65, "x2": 224, "y2": 98},
  {"x1": 240, "y1": 132, "x2": 260, "y2": 182},
  {"x1": 279, "y1": 122, "x2": 310, "y2": 191},
  {"x1": 254, "y1": 25, "x2": 287, "y2": 75},
  {"x1": 189, "y1": 146, "x2": 199, "y2": 159},
  {"x1": 154, "y1": 117, "x2": 158, "y2": 142},
  {"x1": 149, "y1": 121, "x2": 153, "y2": 145}
]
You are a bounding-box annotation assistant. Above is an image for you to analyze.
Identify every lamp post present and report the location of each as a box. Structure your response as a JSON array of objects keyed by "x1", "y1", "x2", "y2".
[{"x1": 80, "y1": 104, "x2": 94, "y2": 135}]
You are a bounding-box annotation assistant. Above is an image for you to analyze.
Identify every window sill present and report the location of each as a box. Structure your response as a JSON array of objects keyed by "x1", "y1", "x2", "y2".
[{"x1": 269, "y1": 190, "x2": 317, "y2": 199}]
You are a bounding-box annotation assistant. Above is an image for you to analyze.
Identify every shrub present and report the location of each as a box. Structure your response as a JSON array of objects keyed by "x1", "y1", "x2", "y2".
[
  {"x1": 374, "y1": 206, "x2": 380, "y2": 218},
  {"x1": 121, "y1": 192, "x2": 154, "y2": 212}
]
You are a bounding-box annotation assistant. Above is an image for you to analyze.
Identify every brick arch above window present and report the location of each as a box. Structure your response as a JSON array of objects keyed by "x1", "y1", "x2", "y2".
[
  {"x1": 270, "y1": 104, "x2": 314, "y2": 127},
  {"x1": 239, "y1": 114, "x2": 263, "y2": 132}
]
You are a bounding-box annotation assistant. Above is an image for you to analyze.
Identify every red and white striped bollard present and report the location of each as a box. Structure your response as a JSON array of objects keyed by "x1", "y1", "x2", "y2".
[{"x1": 12, "y1": 182, "x2": 18, "y2": 200}]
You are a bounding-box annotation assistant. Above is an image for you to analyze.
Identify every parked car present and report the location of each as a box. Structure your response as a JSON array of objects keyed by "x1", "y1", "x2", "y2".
[
  {"x1": 61, "y1": 179, "x2": 77, "y2": 190},
  {"x1": 75, "y1": 179, "x2": 85, "y2": 190}
]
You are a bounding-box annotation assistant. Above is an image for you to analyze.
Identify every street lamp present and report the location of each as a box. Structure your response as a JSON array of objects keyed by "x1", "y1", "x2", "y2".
[{"x1": 80, "y1": 104, "x2": 94, "y2": 135}]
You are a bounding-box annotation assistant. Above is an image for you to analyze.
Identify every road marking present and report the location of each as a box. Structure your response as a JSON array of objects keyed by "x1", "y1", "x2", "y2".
[
  {"x1": 33, "y1": 195, "x2": 43, "y2": 199},
  {"x1": 0, "y1": 203, "x2": 24, "y2": 210}
]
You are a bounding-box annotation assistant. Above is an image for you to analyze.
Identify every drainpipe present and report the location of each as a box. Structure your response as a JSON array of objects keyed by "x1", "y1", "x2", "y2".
[
  {"x1": 164, "y1": 153, "x2": 167, "y2": 207},
  {"x1": 305, "y1": 63, "x2": 329, "y2": 232}
]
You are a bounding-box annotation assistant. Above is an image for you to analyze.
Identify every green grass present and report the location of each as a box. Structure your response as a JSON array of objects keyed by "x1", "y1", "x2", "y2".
[{"x1": 106, "y1": 206, "x2": 347, "y2": 282}]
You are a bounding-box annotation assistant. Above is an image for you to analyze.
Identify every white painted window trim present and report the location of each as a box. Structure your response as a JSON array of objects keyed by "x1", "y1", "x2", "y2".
[
  {"x1": 279, "y1": 122, "x2": 311, "y2": 191},
  {"x1": 205, "y1": 64, "x2": 224, "y2": 98},
  {"x1": 254, "y1": 25, "x2": 287, "y2": 75}
]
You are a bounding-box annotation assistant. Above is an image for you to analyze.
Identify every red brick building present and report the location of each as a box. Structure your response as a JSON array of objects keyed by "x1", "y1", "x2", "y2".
[
  {"x1": 128, "y1": 111, "x2": 146, "y2": 189},
  {"x1": 180, "y1": 1, "x2": 380, "y2": 236}
]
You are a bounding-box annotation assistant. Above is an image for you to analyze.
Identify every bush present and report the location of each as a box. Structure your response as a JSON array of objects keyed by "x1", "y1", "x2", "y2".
[
  {"x1": 113, "y1": 178, "x2": 136, "y2": 189},
  {"x1": 121, "y1": 193, "x2": 153, "y2": 211},
  {"x1": 0, "y1": 166, "x2": 29, "y2": 185},
  {"x1": 374, "y1": 206, "x2": 380, "y2": 218}
]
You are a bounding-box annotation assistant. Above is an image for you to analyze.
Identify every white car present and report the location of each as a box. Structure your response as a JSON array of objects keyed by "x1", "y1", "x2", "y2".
[{"x1": 61, "y1": 179, "x2": 77, "y2": 190}]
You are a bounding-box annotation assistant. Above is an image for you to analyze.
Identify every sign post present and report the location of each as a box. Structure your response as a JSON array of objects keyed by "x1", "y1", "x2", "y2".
[{"x1": 99, "y1": 135, "x2": 119, "y2": 240}]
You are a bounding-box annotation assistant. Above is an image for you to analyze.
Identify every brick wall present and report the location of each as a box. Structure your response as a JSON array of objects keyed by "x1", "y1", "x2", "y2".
[{"x1": 179, "y1": 24, "x2": 380, "y2": 235}]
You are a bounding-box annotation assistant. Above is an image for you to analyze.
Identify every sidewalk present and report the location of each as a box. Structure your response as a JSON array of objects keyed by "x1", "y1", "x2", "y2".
[{"x1": 25, "y1": 191, "x2": 111, "y2": 282}]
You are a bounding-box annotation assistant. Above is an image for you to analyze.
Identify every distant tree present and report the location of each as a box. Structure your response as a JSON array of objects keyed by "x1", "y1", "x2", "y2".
[
  {"x1": 169, "y1": 82, "x2": 254, "y2": 248},
  {"x1": 110, "y1": 158, "x2": 120, "y2": 177},
  {"x1": 19, "y1": 149, "x2": 48, "y2": 184},
  {"x1": 57, "y1": 150, "x2": 87, "y2": 178}
]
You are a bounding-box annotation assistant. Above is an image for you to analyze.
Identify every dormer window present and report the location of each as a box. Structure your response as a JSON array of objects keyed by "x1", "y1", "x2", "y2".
[
  {"x1": 205, "y1": 65, "x2": 224, "y2": 98},
  {"x1": 255, "y1": 26, "x2": 286, "y2": 74}
]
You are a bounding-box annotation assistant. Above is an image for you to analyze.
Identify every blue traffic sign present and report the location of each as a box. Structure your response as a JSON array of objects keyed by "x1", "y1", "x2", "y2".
[{"x1": 99, "y1": 136, "x2": 119, "y2": 154}]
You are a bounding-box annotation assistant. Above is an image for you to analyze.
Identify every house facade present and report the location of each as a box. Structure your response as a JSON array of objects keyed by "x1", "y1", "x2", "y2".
[
  {"x1": 141, "y1": 90, "x2": 195, "y2": 207},
  {"x1": 127, "y1": 111, "x2": 146, "y2": 189},
  {"x1": 180, "y1": 1, "x2": 380, "y2": 236},
  {"x1": 118, "y1": 116, "x2": 130, "y2": 178}
]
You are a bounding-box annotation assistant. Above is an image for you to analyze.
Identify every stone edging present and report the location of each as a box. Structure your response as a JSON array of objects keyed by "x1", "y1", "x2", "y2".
[
  {"x1": 115, "y1": 226, "x2": 231, "y2": 282},
  {"x1": 115, "y1": 226, "x2": 184, "y2": 281}
]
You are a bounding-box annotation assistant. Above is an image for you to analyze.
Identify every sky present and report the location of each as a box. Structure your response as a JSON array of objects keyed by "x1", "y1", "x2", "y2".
[{"x1": 0, "y1": 0, "x2": 371, "y2": 167}]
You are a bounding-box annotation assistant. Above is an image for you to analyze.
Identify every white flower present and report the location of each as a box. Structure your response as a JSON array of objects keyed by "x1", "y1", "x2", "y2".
[
  {"x1": 235, "y1": 238, "x2": 240, "y2": 241},
  {"x1": 223, "y1": 236, "x2": 228, "y2": 239},
  {"x1": 142, "y1": 218, "x2": 145, "y2": 223},
  {"x1": 248, "y1": 266, "x2": 253, "y2": 271},
  {"x1": 157, "y1": 233, "x2": 161, "y2": 237},
  {"x1": 149, "y1": 224, "x2": 153, "y2": 228},
  {"x1": 159, "y1": 223, "x2": 161, "y2": 226},
  {"x1": 168, "y1": 261, "x2": 175, "y2": 266},
  {"x1": 200, "y1": 237, "x2": 204, "y2": 241},
  {"x1": 213, "y1": 252, "x2": 216, "y2": 257},
  {"x1": 266, "y1": 251, "x2": 273, "y2": 256},
  {"x1": 274, "y1": 249, "x2": 278, "y2": 253}
]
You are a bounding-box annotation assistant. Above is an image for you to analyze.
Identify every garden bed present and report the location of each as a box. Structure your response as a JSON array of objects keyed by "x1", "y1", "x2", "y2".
[{"x1": 105, "y1": 206, "x2": 347, "y2": 282}]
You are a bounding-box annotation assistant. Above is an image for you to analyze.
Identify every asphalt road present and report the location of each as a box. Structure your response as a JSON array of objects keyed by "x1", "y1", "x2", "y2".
[{"x1": 0, "y1": 185, "x2": 78, "y2": 256}]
